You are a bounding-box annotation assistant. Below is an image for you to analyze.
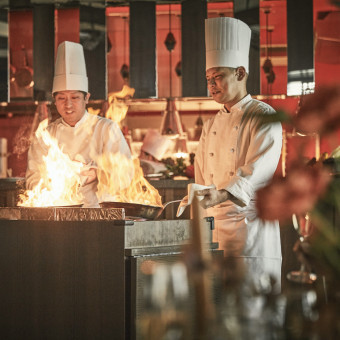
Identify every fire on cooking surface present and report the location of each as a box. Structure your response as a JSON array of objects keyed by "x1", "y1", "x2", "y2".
[
  {"x1": 18, "y1": 119, "x2": 162, "y2": 208},
  {"x1": 96, "y1": 155, "x2": 162, "y2": 207},
  {"x1": 18, "y1": 119, "x2": 84, "y2": 207}
]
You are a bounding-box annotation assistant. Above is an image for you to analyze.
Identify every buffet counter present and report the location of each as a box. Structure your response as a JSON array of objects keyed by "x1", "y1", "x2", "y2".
[{"x1": 0, "y1": 216, "x2": 219, "y2": 339}]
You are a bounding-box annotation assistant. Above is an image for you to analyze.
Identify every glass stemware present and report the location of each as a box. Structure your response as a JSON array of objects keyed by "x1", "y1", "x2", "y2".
[{"x1": 287, "y1": 213, "x2": 317, "y2": 284}]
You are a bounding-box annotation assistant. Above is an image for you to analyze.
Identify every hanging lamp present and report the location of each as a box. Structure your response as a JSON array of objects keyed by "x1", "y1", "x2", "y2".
[
  {"x1": 262, "y1": 9, "x2": 275, "y2": 93},
  {"x1": 120, "y1": 16, "x2": 129, "y2": 82},
  {"x1": 160, "y1": 4, "x2": 184, "y2": 137}
]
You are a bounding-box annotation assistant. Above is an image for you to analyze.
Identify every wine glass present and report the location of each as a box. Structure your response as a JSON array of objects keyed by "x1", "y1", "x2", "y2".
[{"x1": 287, "y1": 213, "x2": 317, "y2": 284}]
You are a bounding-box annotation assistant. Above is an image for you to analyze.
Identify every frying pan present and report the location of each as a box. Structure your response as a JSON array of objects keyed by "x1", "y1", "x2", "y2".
[{"x1": 99, "y1": 200, "x2": 182, "y2": 220}]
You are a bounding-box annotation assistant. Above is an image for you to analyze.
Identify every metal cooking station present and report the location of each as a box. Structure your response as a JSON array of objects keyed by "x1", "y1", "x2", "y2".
[{"x1": 0, "y1": 207, "x2": 219, "y2": 339}]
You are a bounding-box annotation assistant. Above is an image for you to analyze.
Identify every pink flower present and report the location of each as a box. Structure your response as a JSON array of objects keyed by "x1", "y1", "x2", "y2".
[{"x1": 256, "y1": 163, "x2": 332, "y2": 222}]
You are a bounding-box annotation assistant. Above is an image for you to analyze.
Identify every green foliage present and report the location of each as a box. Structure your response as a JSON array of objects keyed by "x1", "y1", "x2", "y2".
[
  {"x1": 310, "y1": 177, "x2": 340, "y2": 280},
  {"x1": 162, "y1": 157, "x2": 187, "y2": 178}
]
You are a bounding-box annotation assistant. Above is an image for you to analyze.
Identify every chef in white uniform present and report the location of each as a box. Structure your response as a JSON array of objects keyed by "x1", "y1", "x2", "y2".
[
  {"x1": 139, "y1": 129, "x2": 171, "y2": 175},
  {"x1": 26, "y1": 41, "x2": 131, "y2": 207},
  {"x1": 195, "y1": 17, "x2": 283, "y2": 291}
]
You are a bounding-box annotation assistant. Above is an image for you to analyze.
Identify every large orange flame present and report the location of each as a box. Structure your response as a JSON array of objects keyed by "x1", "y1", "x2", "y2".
[
  {"x1": 97, "y1": 154, "x2": 162, "y2": 207},
  {"x1": 18, "y1": 119, "x2": 84, "y2": 207},
  {"x1": 19, "y1": 118, "x2": 162, "y2": 208}
]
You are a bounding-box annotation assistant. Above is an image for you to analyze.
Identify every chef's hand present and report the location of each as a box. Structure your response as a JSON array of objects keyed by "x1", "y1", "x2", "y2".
[
  {"x1": 195, "y1": 188, "x2": 229, "y2": 209},
  {"x1": 80, "y1": 167, "x2": 97, "y2": 186}
]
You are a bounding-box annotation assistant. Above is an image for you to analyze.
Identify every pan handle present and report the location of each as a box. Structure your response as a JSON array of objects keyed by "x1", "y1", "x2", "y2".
[
  {"x1": 154, "y1": 199, "x2": 182, "y2": 220},
  {"x1": 162, "y1": 199, "x2": 182, "y2": 209}
]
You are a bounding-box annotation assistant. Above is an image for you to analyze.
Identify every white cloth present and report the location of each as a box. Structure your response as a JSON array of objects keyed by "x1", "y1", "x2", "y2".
[
  {"x1": 176, "y1": 183, "x2": 216, "y2": 217},
  {"x1": 26, "y1": 111, "x2": 131, "y2": 207},
  {"x1": 194, "y1": 94, "x2": 283, "y2": 292}
]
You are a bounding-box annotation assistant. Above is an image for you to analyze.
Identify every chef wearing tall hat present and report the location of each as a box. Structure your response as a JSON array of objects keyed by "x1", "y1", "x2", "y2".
[
  {"x1": 139, "y1": 129, "x2": 171, "y2": 175},
  {"x1": 194, "y1": 17, "x2": 283, "y2": 291},
  {"x1": 26, "y1": 41, "x2": 131, "y2": 207}
]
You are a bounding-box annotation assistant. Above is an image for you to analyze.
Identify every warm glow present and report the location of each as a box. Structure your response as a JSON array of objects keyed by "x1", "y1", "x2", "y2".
[
  {"x1": 87, "y1": 107, "x2": 101, "y2": 115},
  {"x1": 18, "y1": 117, "x2": 162, "y2": 208},
  {"x1": 175, "y1": 152, "x2": 188, "y2": 159},
  {"x1": 105, "y1": 85, "x2": 135, "y2": 124},
  {"x1": 97, "y1": 154, "x2": 162, "y2": 207},
  {"x1": 18, "y1": 119, "x2": 84, "y2": 207}
]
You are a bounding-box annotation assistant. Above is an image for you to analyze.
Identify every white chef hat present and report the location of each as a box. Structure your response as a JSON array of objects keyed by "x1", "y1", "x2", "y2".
[
  {"x1": 205, "y1": 17, "x2": 251, "y2": 73},
  {"x1": 52, "y1": 41, "x2": 88, "y2": 94},
  {"x1": 141, "y1": 129, "x2": 172, "y2": 161}
]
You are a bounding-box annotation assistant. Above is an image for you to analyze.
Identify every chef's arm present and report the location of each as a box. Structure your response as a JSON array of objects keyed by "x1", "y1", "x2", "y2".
[
  {"x1": 196, "y1": 187, "x2": 245, "y2": 209},
  {"x1": 25, "y1": 137, "x2": 47, "y2": 190},
  {"x1": 194, "y1": 128, "x2": 206, "y2": 185},
  {"x1": 26, "y1": 159, "x2": 41, "y2": 190},
  {"x1": 226, "y1": 116, "x2": 282, "y2": 206},
  {"x1": 80, "y1": 166, "x2": 97, "y2": 186}
]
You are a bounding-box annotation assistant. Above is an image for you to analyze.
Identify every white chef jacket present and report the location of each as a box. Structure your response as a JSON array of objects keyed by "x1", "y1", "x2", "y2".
[
  {"x1": 195, "y1": 94, "x2": 282, "y2": 291},
  {"x1": 26, "y1": 111, "x2": 131, "y2": 207}
]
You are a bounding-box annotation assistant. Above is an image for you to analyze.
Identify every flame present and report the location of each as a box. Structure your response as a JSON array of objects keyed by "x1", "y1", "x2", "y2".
[
  {"x1": 97, "y1": 154, "x2": 162, "y2": 207},
  {"x1": 19, "y1": 116, "x2": 162, "y2": 208},
  {"x1": 18, "y1": 119, "x2": 84, "y2": 207},
  {"x1": 87, "y1": 107, "x2": 101, "y2": 116},
  {"x1": 105, "y1": 85, "x2": 135, "y2": 124}
]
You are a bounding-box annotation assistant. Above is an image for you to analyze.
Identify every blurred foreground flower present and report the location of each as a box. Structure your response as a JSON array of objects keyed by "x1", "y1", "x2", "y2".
[
  {"x1": 294, "y1": 84, "x2": 340, "y2": 135},
  {"x1": 256, "y1": 163, "x2": 332, "y2": 222}
]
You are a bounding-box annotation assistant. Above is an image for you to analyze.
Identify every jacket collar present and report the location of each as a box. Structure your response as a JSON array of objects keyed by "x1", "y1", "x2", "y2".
[
  {"x1": 60, "y1": 110, "x2": 89, "y2": 128},
  {"x1": 221, "y1": 94, "x2": 252, "y2": 114}
]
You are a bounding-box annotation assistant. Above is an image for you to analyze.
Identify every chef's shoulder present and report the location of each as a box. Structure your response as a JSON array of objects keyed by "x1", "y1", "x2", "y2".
[
  {"x1": 89, "y1": 114, "x2": 119, "y2": 129},
  {"x1": 245, "y1": 98, "x2": 277, "y2": 124},
  {"x1": 44, "y1": 117, "x2": 62, "y2": 135},
  {"x1": 28, "y1": 118, "x2": 61, "y2": 152},
  {"x1": 91, "y1": 115, "x2": 124, "y2": 138},
  {"x1": 248, "y1": 98, "x2": 276, "y2": 116},
  {"x1": 247, "y1": 98, "x2": 282, "y2": 133}
]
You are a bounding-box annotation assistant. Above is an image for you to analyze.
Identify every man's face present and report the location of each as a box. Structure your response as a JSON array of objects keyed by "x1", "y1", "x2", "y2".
[
  {"x1": 206, "y1": 67, "x2": 240, "y2": 105},
  {"x1": 54, "y1": 90, "x2": 90, "y2": 126}
]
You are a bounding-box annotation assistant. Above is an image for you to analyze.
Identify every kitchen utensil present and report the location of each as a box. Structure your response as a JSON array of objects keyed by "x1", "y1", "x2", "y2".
[{"x1": 99, "y1": 199, "x2": 182, "y2": 220}]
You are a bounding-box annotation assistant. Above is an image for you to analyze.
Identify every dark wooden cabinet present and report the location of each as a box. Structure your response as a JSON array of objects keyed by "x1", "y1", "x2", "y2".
[
  {"x1": 149, "y1": 179, "x2": 194, "y2": 220},
  {"x1": 0, "y1": 177, "x2": 25, "y2": 207}
]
